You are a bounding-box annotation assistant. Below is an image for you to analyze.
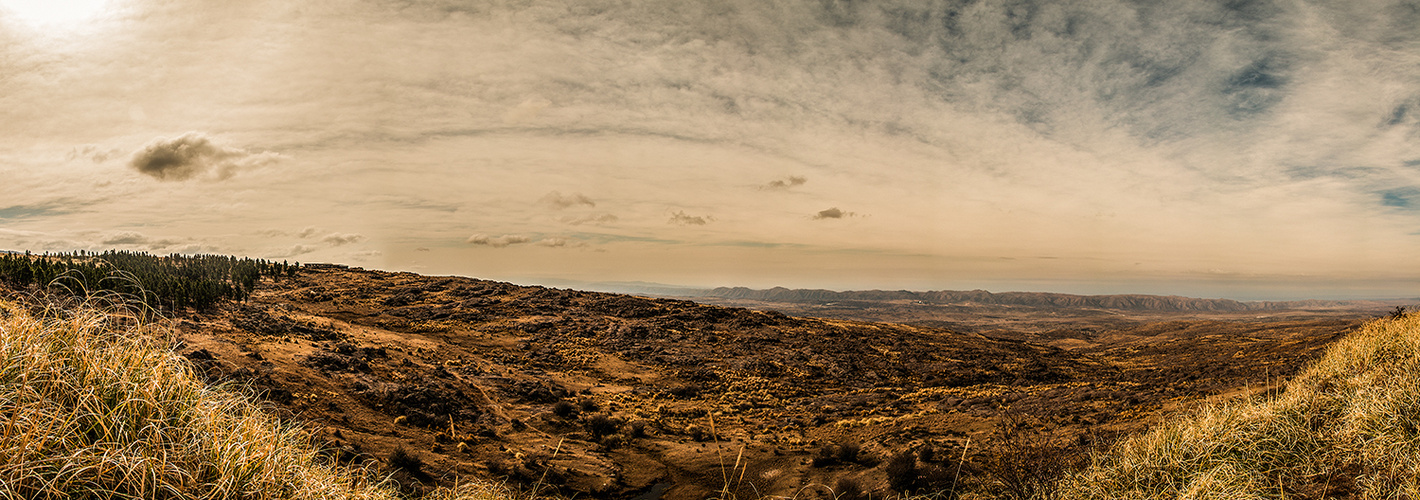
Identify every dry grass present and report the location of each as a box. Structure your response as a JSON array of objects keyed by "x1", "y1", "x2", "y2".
[
  {"x1": 1058, "y1": 313, "x2": 1420, "y2": 499},
  {"x1": 0, "y1": 298, "x2": 516, "y2": 500}
]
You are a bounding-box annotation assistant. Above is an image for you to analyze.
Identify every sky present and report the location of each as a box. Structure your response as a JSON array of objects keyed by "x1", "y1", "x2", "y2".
[{"x1": 1, "y1": 0, "x2": 1419, "y2": 300}]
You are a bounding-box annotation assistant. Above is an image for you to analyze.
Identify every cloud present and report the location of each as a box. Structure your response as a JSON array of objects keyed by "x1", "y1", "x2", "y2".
[
  {"x1": 467, "y1": 234, "x2": 531, "y2": 248},
  {"x1": 812, "y1": 207, "x2": 855, "y2": 220},
  {"x1": 101, "y1": 232, "x2": 149, "y2": 245},
  {"x1": 68, "y1": 145, "x2": 122, "y2": 163},
  {"x1": 274, "y1": 244, "x2": 319, "y2": 258},
  {"x1": 0, "y1": 203, "x2": 72, "y2": 220},
  {"x1": 536, "y1": 238, "x2": 567, "y2": 248},
  {"x1": 283, "y1": 227, "x2": 365, "y2": 246},
  {"x1": 96, "y1": 231, "x2": 189, "y2": 251},
  {"x1": 668, "y1": 211, "x2": 712, "y2": 226},
  {"x1": 321, "y1": 233, "x2": 366, "y2": 246},
  {"x1": 351, "y1": 249, "x2": 383, "y2": 259},
  {"x1": 128, "y1": 132, "x2": 282, "y2": 181},
  {"x1": 560, "y1": 213, "x2": 619, "y2": 226},
  {"x1": 540, "y1": 191, "x2": 596, "y2": 210},
  {"x1": 760, "y1": 176, "x2": 807, "y2": 191}
]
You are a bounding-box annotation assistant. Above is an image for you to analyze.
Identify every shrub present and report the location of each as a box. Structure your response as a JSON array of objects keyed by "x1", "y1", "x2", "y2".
[
  {"x1": 388, "y1": 447, "x2": 425, "y2": 474},
  {"x1": 834, "y1": 477, "x2": 866, "y2": 500},
  {"x1": 552, "y1": 400, "x2": 578, "y2": 418},
  {"x1": 812, "y1": 445, "x2": 839, "y2": 467},
  {"x1": 584, "y1": 414, "x2": 621, "y2": 439},
  {"x1": 885, "y1": 449, "x2": 918, "y2": 492},
  {"x1": 836, "y1": 442, "x2": 862, "y2": 464},
  {"x1": 979, "y1": 412, "x2": 1085, "y2": 500},
  {"x1": 918, "y1": 443, "x2": 937, "y2": 463}
]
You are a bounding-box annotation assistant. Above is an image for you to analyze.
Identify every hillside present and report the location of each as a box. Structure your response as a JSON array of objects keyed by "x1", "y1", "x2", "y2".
[
  {"x1": 0, "y1": 296, "x2": 508, "y2": 500},
  {"x1": 1060, "y1": 312, "x2": 1420, "y2": 499},
  {"x1": 84, "y1": 265, "x2": 1363, "y2": 499},
  {"x1": 0, "y1": 256, "x2": 1391, "y2": 499}
]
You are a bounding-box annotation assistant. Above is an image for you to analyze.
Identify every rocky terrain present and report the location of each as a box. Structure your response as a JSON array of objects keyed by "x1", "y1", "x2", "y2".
[{"x1": 92, "y1": 266, "x2": 1389, "y2": 499}]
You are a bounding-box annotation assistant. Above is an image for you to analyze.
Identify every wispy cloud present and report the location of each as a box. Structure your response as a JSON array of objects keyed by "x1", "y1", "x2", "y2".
[
  {"x1": 560, "y1": 213, "x2": 619, "y2": 226},
  {"x1": 68, "y1": 145, "x2": 122, "y2": 163},
  {"x1": 760, "y1": 176, "x2": 807, "y2": 191},
  {"x1": 321, "y1": 233, "x2": 366, "y2": 246},
  {"x1": 467, "y1": 234, "x2": 531, "y2": 248},
  {"x1": 540, "y1": 191, "x2": 596, "y2": 210},
  {"x1": 668, "y1": 211, "x2": 712, "y2": 226}
]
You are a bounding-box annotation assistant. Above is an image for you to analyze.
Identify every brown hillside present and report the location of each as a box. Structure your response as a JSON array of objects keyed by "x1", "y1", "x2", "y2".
[{"x1": 69, "y1": 266, "x2": 1373, "y2": 499}]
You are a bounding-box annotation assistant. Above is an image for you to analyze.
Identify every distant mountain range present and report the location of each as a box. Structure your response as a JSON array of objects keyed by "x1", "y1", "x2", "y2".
[
  {"x1": 689, "y1": 287, "x2": 1415, "y2": 313},
  {"x1": 526, "y1": 279, "x2": 1415, "y2": 313}
]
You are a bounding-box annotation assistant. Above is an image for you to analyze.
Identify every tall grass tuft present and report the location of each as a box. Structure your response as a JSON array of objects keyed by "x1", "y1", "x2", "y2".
[
  {"x1": 1058, "y1": 313, "x2": 1420, "y2": 499},
  {"x1": 0, "y1": 298, "x2": 512, "y2": 500}
]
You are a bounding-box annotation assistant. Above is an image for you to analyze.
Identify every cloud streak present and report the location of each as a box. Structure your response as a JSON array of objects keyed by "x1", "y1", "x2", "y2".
[{"x1": 467, "y1": 234, "x2": 531, "y2": 248}]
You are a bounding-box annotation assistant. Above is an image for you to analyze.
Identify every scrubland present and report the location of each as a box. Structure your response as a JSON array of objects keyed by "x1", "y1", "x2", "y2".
[
  {"x1": 0, "y1": 297, "x2": 510, "y2": 500},
  {"x1": 2, "y1": 256, "x2": 1413, "y2": 499}
]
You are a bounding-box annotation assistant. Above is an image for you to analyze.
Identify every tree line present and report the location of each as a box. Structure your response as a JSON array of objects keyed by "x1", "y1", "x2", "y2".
[{"x1": 0, "y1": 250, "x2": 300, "y2": 310}]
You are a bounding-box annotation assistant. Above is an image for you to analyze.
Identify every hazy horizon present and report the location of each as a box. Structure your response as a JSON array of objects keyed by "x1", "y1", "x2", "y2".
[{"x1": 3, "y1": 0, "x2": 1419, "y2": 301}]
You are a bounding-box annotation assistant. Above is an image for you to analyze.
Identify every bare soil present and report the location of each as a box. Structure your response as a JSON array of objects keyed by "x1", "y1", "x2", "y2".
[{"x1": 146, "y1": 268, "x2": 1380, "y2": 499}]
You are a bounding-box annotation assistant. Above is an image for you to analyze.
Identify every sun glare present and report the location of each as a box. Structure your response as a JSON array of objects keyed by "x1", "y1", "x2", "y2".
[{"x1": 0, "y1": 0, "x2": 110, "y2": 28}]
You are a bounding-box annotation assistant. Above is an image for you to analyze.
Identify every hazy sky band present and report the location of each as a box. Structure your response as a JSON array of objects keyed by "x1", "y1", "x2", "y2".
[{"x1": 1, "y1": 0, "x2": 1418, "y2": 299}]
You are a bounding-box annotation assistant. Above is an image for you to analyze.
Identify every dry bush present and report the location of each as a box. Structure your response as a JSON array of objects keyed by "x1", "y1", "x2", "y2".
[
  {"x1": 977, "y1": 412, "x2": 1088, "y2": 500},
  {"x1": 885, "y1": 449, "x2": 919, "y2": 492}
]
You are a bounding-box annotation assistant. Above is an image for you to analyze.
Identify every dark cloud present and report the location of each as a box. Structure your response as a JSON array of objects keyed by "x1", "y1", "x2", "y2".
[
  {"x1": 560, "y1": 213, "x2": 619, "y2": 226},
  {"x1": 129, "y1": 132, "x2": 282, "y2": 181},
  {"x1": 540, "y1": 191, "x2": 596, "y2": 210},
  {"x1": 760, "y1": 176, "x2": 807, "y2": 191},
  {"x1": 812, "y1": 207, "x2": 855, "y2": 220},
  {"x1": 467, "y1": 234, "x2": 531, "y2": 247},
  {"x1": 668, "y1": 211, "x2": 711, "y2": 226}
]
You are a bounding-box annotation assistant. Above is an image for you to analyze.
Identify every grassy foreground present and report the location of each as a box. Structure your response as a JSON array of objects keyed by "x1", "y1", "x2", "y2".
[
  {"x1": 0, "y1": 298, "x2": 511, "y2": 500},
  {"x1": 1058, "y1": 313, "x2": 1420, "y2": 499}
]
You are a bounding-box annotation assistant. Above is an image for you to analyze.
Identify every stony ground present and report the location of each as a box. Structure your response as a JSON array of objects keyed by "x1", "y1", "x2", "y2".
[{"x1": 150, "y1": 267, "x2": 1374, "y2": 499}]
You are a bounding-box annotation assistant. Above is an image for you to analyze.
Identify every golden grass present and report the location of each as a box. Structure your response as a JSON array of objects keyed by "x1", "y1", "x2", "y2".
[
  {"x1": 0, "y1": 298, "x2": 517, "y2": 500},
  {"x1": 1058, "y1": 313, "x2": 1420, "y2": 499}
]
